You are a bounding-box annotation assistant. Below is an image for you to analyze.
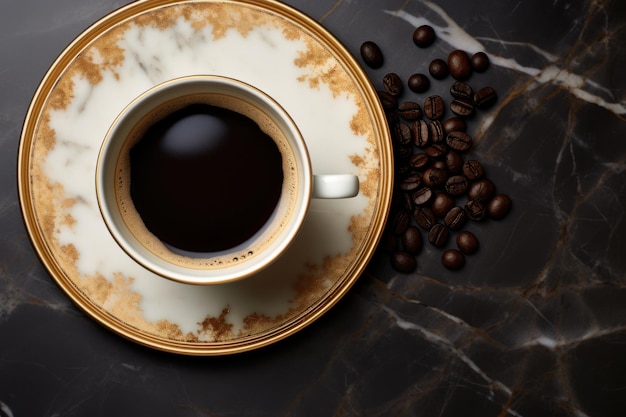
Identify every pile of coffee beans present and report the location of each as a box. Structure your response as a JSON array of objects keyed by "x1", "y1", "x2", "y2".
[{"x1": 360, "y1": 25, "x2": 512, "y2": 272}]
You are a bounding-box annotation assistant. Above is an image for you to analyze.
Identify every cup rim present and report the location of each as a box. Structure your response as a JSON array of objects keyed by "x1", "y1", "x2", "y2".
[{"x1": 96, "y1": 75, "x2": 312, "y2": 285}]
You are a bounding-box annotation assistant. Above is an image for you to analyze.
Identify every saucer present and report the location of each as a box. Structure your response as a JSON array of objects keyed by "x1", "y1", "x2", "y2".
[{"x1": 18, "y1": 0, "x2": 392, "y2": 355}]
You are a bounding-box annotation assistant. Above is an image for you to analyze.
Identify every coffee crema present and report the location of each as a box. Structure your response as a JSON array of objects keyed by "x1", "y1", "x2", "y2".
[{"x1": 114, "y1": 93, "x2": 299, "y2": 269}]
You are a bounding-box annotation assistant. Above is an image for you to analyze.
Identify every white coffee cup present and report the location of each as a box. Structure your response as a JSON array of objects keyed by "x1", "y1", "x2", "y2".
[{"x1": 96, "y1": 75, "x2": 359, "y2": 285}]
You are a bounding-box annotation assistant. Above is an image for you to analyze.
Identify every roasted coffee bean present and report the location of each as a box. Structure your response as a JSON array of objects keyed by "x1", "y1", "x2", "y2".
[
  {"x1": 413, "y1": 25, "x2": 436, "y2": 47},
  {"x1": 422, "y1": 167, "x2": 448, "y2": 188},
  {"x1": 408, "y1": 73, "x2": 430, "y2": 93},
  {"x1": 410, "y1": 152, "x2": 430, "y2": 170},
  {"x1": 468, "y1": 178, "x2": 495, "y2": 202},
  {"x1": 401, "y1": 226, "x2": 423, "y2": 254},
  {"x1": 412, "y1": 187, "x2": 433, "y2": 206},
  {"x1": 429, "y1": 59, "x2": 449, "y2": 80},
  {"x1": 378, "y1": 90, "x2": 397, "y2": 111},
  {"x1": 462, "y1": 159, "x2": 484, "y2": 180},
  {"x1": 473, "y1": 86, "x2": 497, "y2": 109},
  {"x1": 446, "y1": 131, "x2": 473, "y2": 152},
  {"x1": 400, "y1": 191, "x2": 414, "y2": 212},
  {"x1": 445, "y1": 151, "x2": 463, "y2": 174},
  {"x1": 398, "y1": 101, "x2": 422, "y2": 120},
  {"x1": 399, "y1": 174, "x2": 422, "y2": 191},
  {"x1": 393, "y1": 121, "x2": 412, "y2": 145},
  {"x1": 450, "y1": 99, "x2": 474, "y2": 117},
  {"x1": 390, "y1": 250, "x2": 417, "y2": 273},
  {"x1": 432, "y1": 160, "x2": 447, "y2": 170},
  {"x1": 396, "y1": 144, "x2": 413, "y2": 159},
  {"x1": 428, "y1": 223, "x2": 449, "y2": 247},
  {"x1": 445, "y1": 175, "x2": 469, "y2": 196},
  {"x1": 431, "y1": 192, "x2": 455, "y2": 217},
  {"x1": 444, "y1": 206, "x2": 467, "y2": 231},
  {"x1": 428, "y1": 120, "x2": 445, "y2": 144},
  {"x1": 456, "y1": 230, "x2": 479, "y2": 254},
  {"x1": 442, "y1": 249, "x2": 465, "y2": 270},
  {"x1": 487, "y1": 193, "x2": 512, "y2": 219},
  {"x1": 471, "y1": 52, "x2": 490, "y2": 72},
  {"x1": 465, "y1": 199, "x2": 486, "y2": 221},
  {"x1": 413, "y1": 206, "x2": 436, "y2": 230},
  {"x1": 383, "y1": 73, "x2": 404, "y2": 96},
  {"x1": 447, "y1": 50, "x2": 472, "y2": 80},
  {"x1": 395, "y1": 161, "x2": 411, "y2": 178},
  {"x1": 360, "y1": 41, "x2": 384, "y2": 68},
  {"x1": 450, "y1": 81, "x2": 473, "y2": 100},
  {"x1": 424, "y1": 95, "x2": 445, "y2": 120},
  {"x1": 425, "y1": 144, "x2": 448, "y2": 159},
  {"x1": 390, "y1": 210, "x2": 411, "y2": 234},
  {"x1": 412, "y1": 120, "x2": 430, "y2": 147},
  {"x1": 442, "y1": 117, "x2": 467, "y2": 134}
]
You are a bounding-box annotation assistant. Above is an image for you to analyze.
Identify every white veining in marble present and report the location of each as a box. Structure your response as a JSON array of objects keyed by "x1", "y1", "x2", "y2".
[
  {"x1": 43, "y1": 15, "x2": 371, "y2": 336},
  {"x1": 385, "y1": 1, "x2": 626, "y2": 120}
]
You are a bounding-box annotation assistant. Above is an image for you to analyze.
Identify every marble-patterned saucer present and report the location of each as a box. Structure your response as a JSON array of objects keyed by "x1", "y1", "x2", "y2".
[{"x1": 18, "y1": 0, "x2": 392, "y2": 355}]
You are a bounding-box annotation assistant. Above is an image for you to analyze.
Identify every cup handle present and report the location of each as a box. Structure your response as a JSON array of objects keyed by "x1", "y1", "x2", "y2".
[{"x1": 312, "y1": 174, "x2": 359, "y2": 199}]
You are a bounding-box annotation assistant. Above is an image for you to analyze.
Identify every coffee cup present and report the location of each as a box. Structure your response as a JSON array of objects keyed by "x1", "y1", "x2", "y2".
[{"x1": 96, "y1": 75, "x2": 359, "y2": 285}]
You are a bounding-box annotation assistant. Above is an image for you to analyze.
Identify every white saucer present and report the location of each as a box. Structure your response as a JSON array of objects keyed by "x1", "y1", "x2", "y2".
[{"x1": 18, "y1": 0, "x2": 392, "y2": 355}]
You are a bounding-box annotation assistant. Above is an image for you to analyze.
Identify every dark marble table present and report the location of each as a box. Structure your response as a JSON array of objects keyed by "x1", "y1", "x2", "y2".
[{"x1": 2, "y1": 0, "x2": 625, "y2": 416}]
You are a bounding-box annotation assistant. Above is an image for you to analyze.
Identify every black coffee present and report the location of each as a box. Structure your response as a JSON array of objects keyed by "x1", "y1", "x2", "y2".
[{"x1": 129, "y1": 103, "x2": 283, "y2": 254}]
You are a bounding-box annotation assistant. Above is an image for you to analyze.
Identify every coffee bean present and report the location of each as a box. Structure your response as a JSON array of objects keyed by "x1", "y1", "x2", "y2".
[
  {"x1": 445, "y1": 151, "x2": 463, "y2": 174},
  {"x1": 450, "y1": 81, "x2": 473, "y2": 100},
  {"x1": 399, "y1": 174, "x2": 422, "y2": 191},
  {"x1": 444, "y1": 206, "x2": 467, "y2": 231},
  {"x1": 410, "y1": 152, "x2": 430, "y2": 170},
  {"x1": 468, "y1": 178, "x2": 495, "y2": 202},
  {"x1": 390, "y1": 250, "x2": 417, "y2": 273},
  {"x1": 422, "y1": 167, "x2": 448, "y2": 188},
  {"x1": 412, "y1": 120, "x2": 430, "y2": 147},
  {"x1": 428, "y1": 223, "x2": 449, "y2": 247},
  {"x1": 431, "y1": 192, "x2": 454, "y2": 217},
  {"x1": 462, "y1": 159, "x2": 484, "y2": 180},
  {"x1": 446, "y1": 131, "x2": 473, "y2": 152},
  {"x1": 360, "y1": 41, "x2": 384, "y2": 68},
  {"x1": 413, "y1": 25, "x2": 436, "y2": 47},
  {"x1": 398, "y1": 101, "x2": 422, "y2": 120},
  {"x1": 400, "y1": 191, "x2": 414, "y2": 212},
  {"x1": 378, "y1": 90, "x2": 397, "y2": 111},
  {"x1": 473, "y1": 86, "x2": 497, "y2": 109},
  {"x1": 442, "y1": 249, "x2": 465, "y2": 270},
  {"x1": 432, "y1": 160, "x2": 447, "y2": 170},
  {"x1": 390, "y1": 210, "x2": 411, "y2": 234},
  {"x1": 383, "y1": 73, "x2": 403, "y2": 96},
  {"x1": 408, "y1": 73, "x2": 430, "y2": 93},
  {"x1": 445, "y1": 175, "x2": 469, "y2": 196},
  {"x1": 456, "y1": 230, "x2": 479, "y2": 254},
  {"x1": 429, "y1": 59, "x2": 449, "y2": 80},
  {"x1": 487, "y1": 193, "x2": 512, "y2": 219},
  {"x1": 393, "y1": 121, "x2": 412, "y2": 145},
  {"x1": 447, "y1": 50, "x2": 471, "y2": 80},
  {"x1": 429, "y1": 120, "x2": 445, "y2": 144},
  {"x1": 401, "y1": 226, "x2": 423, "y2": 254},
  {"x1": 395, "y1": 162, "x2": 411, "y2": 178},
  {"x1": 412, "y1": 187, "x2": 433, "y2": 206},
  {"x1": 450, "y1": 99, "x2": 474, "y2": 117},
  {"x1": 471, "y1": 52, "x2": 490, "y2": 72},
  {"x1": 413, "y1": 206, "x2": 436, "y2": 230},
  {"x1": 425, "y1": 144, "x2": 448, "y2": 159},
  {"x1": 465, "y1": 199, "x2": 486, "y2": 221},
  {"x1": 396, "y1": 144, "x2": 413, "y2": 159},
  {"x1": 442, "y1": 117, "x2": 467, "y2": 134},
  {"x1": 424, "y1": 95, "x2": 445, "y2": 120}
]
